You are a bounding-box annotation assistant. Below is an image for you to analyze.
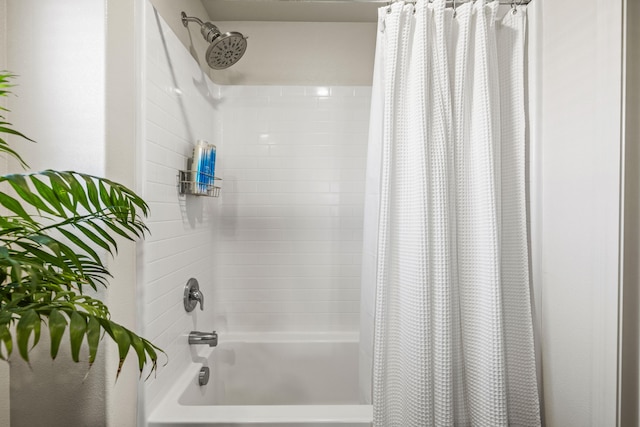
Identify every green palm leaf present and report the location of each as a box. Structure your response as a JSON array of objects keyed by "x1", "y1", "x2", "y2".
[{"x1": 0, "y1": 71, "x2": 162, "y2": 377}]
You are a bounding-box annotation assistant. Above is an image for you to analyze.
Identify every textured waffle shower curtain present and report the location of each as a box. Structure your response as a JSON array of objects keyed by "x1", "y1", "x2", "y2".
[{"x1": 364, "y1": 0, "x2": 541, "y2": 425}]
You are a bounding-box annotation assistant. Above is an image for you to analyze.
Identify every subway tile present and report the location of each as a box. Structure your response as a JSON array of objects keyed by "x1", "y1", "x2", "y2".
[
  {"x1": 255, "y1": 132, "x2": 309, "y2": 146},
  {"x1": 318, "y1": 95, "x2": 372, "y2": 110},
  {"x1": 220, "y1": 264, "x2": 362, "y2": 278},
  {"x1": 221, "y1": 192, "x2": 346, "y2": 206},
  {"x1": 144, "y1": 288, "x2": 183, "y2": 326},
  {"x1": 265, "y1": 168, "x2": 339, "y2": 182},
  {"x1": 329, "y1": 87, "x2": 356, "y2": 97},
  {"x1": 217, "y1": 240, "x2": 294, "y2": 253},
  {"x1": 221, "y1": 276, "x2": 361, "y2": 290},
  {"x1": 212, "y1": 300, "x2": 360, "y2": 314},
  {"x1": 353, "y1": 86, "x2": 373, "y2": 98},
  {"x1": 256, "y1": 252, "x2": 356, "y2": 266},
  {"x1": 146, "y1": 201, "x2": 184, "y2": 222},
  {"x1": 146, "y1": 121, "x2": 189, "y2": 154},
  {"x1": 221, "y1": 96, "x2": 269, "y2": 108},
  {"x1": 223, "y1": 180, "x2": 259, "y2": 194},
  {"x1": 223, "y1": 85, "x2": 282, "y2": 98},
  {"x1": 216, "y1": 216, "x2": 362, "y2": 231},
  {"x1": 218, "y1": 205, "x2": 260, "y2": 217},
  {"x1": 287, "y1": 240, "x2": 363, "y2": 253},
  {"x1": 145, "y1": 181, "x2": 179, "y2": 204},
  {"x1": 146, "y1": 101, "x2": 189, "y2": 141},
  {"x1": 267, "y1": 96, "x2": 318, "y2": 109},
  {"x1": 280, "y1": 86, "x2": 306, "y2": 97},
  {"x1": 212, "y1": 288, "x2": 361, "y2": 303},
  {"x1": 218, "y1": 253, "x2": 262, "y2": 265},
  {"x1": 263, "y1": 106, "x2": 320, "y2": 123},
  {"x1": 222, "y1": 156, "x2": 260, "y2": 169},
  {"x1": 222, "y1": 169, "x2": 266, "y2": 181},
  {"x1": 330, "y1": 181, "x2": 366, "y2": 193},
  {"x1": 255, "y1": 181, "x2": 331, "y2": 194},
  {"x1": 267, "y1": 144, "x2": 366, "y2": 158},
  {"x1": 315, "y1": 107, "x2": 371, "y2": 123},
  {"x1": 291, "y1": 132, "x2": 369, "y2": 146},
  {"x1": 303, "y1": 86, "x2": 329, "y2": 97},
  {"x1": 224, "y1": 144, "x2": 270, "y2": 157},
  {"x1": 144, "y1": 219, "x2": 192, "y2": 242},
  {"x1": 217, "y1": 313, "x2": 359, "y2": 333}
]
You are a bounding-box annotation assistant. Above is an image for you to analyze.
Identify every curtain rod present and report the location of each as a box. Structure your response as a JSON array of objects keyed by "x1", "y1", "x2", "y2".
[
  {"x1": 247, "y1": 0, "x2": 532, "y2": 4},
  {"x1": 385, "y1": 0, "x2": 532, "y2": 3},
  {"x1": 422, "y1": 0, "x2": 532, "y2": 4}
]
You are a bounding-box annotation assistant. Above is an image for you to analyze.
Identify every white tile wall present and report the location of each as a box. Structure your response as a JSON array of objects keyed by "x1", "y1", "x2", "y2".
[
  {"x1": 142, "y1": 4, "x2": 222, "y2": 415},
  {"x1": 214, "y1": 85, "x2": 371, "y2": 333}
]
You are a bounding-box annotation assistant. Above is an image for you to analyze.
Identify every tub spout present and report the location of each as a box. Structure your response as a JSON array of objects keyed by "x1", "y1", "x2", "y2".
[{"x1": 189, "y1": 330, "x2": 218, "y2": 347}]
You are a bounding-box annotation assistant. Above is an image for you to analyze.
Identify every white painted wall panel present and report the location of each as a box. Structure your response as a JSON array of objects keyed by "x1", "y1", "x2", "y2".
[
  {"x1": 537, "y1": 0, "x2": 623, "y2": 425},
  {"x1": 5, "y1": 0, "x2": 107, "y2": 426},
  {"x1": 620, "y1": 0, "x2": 640, "y2": 424}
]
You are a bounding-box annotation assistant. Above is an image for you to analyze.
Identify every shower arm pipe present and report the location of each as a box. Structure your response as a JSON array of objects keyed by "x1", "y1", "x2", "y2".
[
  {"x1": 181, "y1": 12, "x2": 226, "y2": 44},
  {"x1": 181, "y1": 14, "x2": 205, "y2": 27}
]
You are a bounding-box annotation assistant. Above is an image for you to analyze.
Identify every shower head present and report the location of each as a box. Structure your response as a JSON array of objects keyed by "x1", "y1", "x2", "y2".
[{"x1": 181, "y1": 12, "x2": 248, "y2": 70}]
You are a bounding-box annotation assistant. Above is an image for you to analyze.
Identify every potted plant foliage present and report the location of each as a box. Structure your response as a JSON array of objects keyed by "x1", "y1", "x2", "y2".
[{"x1": 0, "y1": 72, "x2": 160, "y2": 376}]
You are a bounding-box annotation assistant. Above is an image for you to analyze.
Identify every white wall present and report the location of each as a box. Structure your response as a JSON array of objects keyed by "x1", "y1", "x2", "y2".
[
  {"x1": 149, "y1": 1, "x2": 377, "y2": 86},
  {"x1": 141, "y1": 3, "x2": 222, "y2": 416},
  {"x1": 214, "y1": 85, "x2": 370, "y2": 333},
  {"x1": 4, "y1": 1, "x2": 153, "y2": 425},
  {"x1": 207, "y1": 21, "x2": 376, "y2": 86},
  {"x1": 148, "y1": 0, "x2": 214, "y2": 86},
  {"x1": 536, "y1": 0, "x2": 624, "y2": 425},
  {"x1": 104, "y1": 0, "x2": 144, "y2": 425},
  {"x1": 5, "y1": 0, "x2": 108, "y2": 425}
]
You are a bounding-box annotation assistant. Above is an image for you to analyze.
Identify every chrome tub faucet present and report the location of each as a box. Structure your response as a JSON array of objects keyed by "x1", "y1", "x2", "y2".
[{"x1": 189, "y1": 330, "x2": 218, "y2": 347}]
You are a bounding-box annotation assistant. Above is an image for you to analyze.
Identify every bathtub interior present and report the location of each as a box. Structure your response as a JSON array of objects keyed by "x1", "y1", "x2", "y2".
[
  {"x1": 179, "y1": 336, "x2": 361, "y2": 406},
  {"x1": 148, "y1": 335, "x2": 373, "y2": 427}
]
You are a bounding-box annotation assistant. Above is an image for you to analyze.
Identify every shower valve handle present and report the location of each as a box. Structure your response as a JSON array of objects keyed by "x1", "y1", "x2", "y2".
[
  {"x1": 184, "y1": 278, "x2": 205, "y2": 312},
  {"x1": 191, "y1": 289, "x2": 204, "y2": 310}
]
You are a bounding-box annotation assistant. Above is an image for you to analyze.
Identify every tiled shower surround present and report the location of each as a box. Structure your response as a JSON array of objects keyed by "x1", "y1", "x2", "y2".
[
  {"x1": 142, "y1": 5, "x2": 372, "y2": 415},
  {"x1": 213, "y1": 86, "x2": 371, "y2": 333}
]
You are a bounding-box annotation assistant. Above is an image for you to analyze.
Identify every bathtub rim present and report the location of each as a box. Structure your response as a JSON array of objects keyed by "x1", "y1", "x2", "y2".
[{"x1": 149, "y1": 404, "x2": 374, "y2": 425}]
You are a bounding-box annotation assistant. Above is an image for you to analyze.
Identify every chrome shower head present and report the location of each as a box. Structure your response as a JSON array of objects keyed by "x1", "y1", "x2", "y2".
[{"x1": 181, "y1": 12, "x2": 248, "y2": 70}]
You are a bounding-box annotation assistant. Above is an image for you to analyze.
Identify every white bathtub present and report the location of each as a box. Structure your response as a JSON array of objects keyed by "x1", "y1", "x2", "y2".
[{"x1": 148, "y1": 333, "x2": 373, "y2": 427}]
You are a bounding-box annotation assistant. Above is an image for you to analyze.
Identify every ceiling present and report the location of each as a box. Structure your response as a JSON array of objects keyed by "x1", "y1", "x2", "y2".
[{"x1": 201, "y1": 0, "x2": 381, "y2": 23}]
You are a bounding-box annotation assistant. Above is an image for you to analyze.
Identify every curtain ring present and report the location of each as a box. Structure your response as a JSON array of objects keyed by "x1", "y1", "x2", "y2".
[
  {"x1": 452, "y1": 0, "x2": 457, "y2": 18},
  {"x1": 511, "y1": 1, "x2": 517, "y2": 14}
]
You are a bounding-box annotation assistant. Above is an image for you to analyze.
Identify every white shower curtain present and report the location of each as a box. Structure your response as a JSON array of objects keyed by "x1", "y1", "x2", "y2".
[{"x1": 366, "y1": 0, "x2": 541, "y2": 425}]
